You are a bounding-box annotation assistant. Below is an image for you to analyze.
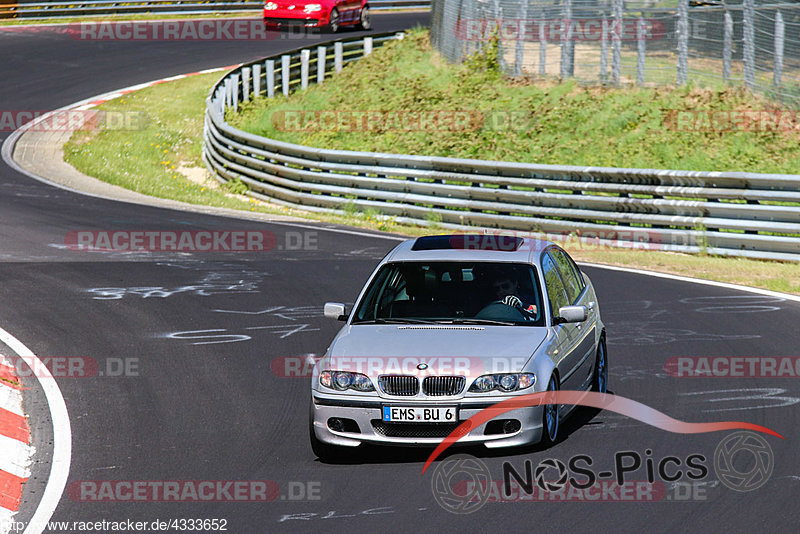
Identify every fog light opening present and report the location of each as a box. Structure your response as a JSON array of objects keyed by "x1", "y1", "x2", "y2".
[
  {"x1": 328, "y1": 417, "x2": 345, "y2": 432},
  {"x1": 503, "y1": 419, "x2": 521, "y2": 434}
]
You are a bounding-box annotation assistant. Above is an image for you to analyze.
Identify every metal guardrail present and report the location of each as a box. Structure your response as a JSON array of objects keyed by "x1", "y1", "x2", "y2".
[
  {"x1": 0, "y1": 0, "x2": 430, "y2": 19},
  {"x1": 203, "y1": 32, "x2": 800, "y2": 262}
]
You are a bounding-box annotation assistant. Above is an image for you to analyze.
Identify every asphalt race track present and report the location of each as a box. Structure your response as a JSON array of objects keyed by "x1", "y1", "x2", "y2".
[{"x1": 2, "y1": 13, "x2": 800, "y2": 533}]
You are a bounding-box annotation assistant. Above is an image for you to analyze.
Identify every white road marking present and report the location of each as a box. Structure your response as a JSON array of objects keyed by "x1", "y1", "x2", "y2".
[
  {"x1": 0, "y1": 379, "x2": 24, "y2": 417},
  {"x1": 0, "y1": 327, "x2": 71, "y2": 534},
  {"x1": 0, "y1": 507, "x2": 18, "y2": 534},
  {"x1": 0, "y1": 434, "x2": 33, "y2": 479}
]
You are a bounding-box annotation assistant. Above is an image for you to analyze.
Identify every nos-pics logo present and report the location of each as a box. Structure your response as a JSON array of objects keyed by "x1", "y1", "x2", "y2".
[{"x1": 430, "y1": 431, "x2": 774, "y2": 514}]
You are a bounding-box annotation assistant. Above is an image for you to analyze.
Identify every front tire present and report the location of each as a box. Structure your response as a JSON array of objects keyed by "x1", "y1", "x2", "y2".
[
  {"x1": 357, "y1": 5, "x2": 371, "y2": 30},
  {"x1": 591, "y1": 340, "x2": 608, "y2": 394},
  {"x1": 540, "y1": 374, "x2": 560, "y2": 445},
  {"x1": 328, "y1": 8, "x2": 340, "y2": 33}
]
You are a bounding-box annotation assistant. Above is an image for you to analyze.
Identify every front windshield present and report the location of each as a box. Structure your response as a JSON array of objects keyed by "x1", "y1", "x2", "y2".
[{"x1": 352, "y1": 262, "x2": 545, "y2": 326}]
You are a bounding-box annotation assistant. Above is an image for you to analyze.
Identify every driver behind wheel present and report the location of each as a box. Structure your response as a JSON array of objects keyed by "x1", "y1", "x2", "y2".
[{"x1": 492, "y1": 277, "x2": 537, "y2": 315}]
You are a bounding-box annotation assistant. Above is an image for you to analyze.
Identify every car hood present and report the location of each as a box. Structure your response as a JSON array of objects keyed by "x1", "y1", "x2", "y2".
[{"x1": 325, "y1": 324, "x2": 548, "y2": 378}]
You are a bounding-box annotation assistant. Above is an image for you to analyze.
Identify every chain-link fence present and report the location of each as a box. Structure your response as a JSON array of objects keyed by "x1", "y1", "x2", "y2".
[{"x1": 431, "y1": 0, "x2": 800, "y2": 104}]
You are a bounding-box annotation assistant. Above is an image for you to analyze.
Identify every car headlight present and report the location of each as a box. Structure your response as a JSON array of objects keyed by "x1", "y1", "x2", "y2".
[
  {"x1": 468, "y1": 373, "x2": 535, "y2": 393},
  {"x1": 320, "y1": 370, "x2": 375, "y2": 392},
  {"x1": 265, "y1": 2, "x2": 278, "y2": 10},
  {"x1": 304, "y1": 3, "x2": 322, "y2": 12}
]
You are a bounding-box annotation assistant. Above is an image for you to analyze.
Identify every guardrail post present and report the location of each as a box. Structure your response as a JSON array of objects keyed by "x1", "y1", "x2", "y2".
[
  {"x1": 677, "y1": 0, "x2": 688, "y2": 85},
  {"x1": 266, "y1": 59, "x2": 275, "y2": 98},
  {"x1": 636, "y1": 17, "x2": 645, "y2": 85},
  {"x1": 281, "y1": 55, "x2": 290, "y2": 96},
  {"x1": 600, "y1": 16, "x2": 609, "y2": 82},
  {"x1": 538, "y1": 11, "x2": 546, "y2": 76},
  {"x1": 317, "y1": 46, "x2": 326, "y2": 84},
  {"x1": 612, "y1": 0, "x2": 622, "y2": 85},
  {"x1": 216, "y1": 88, "x2": 224, "y2": 114},
  {"x1": 224, "y1": 78, "x2": 231, "y2": 109},
  {"x1": 743, "y1": 0, "x2": 755, "y2": 90},
  {"x1": 252, "y1": 64, "x2": 261, "y2": 98},
  {"x1": 334, "y1": 42, "x2": 343, "y2": 73},
  {"x1": 364, "y1": 37, "x2": 373, "y2": 56},
  {"x1": 231, "y1": 73, "x2": 239, "y2": 113},
  {"x1": 242, "y1": 68, "x2": 250, "y2": 103},
  {"x1": 774, "y1": 11, "x2": 784, "y2": 90},
  {"x1": 301, "y1": 49, "x2": 310, "y2": 91},
  {"x1": 723, "y1": 10, "x2": 732, "y2": 82}
]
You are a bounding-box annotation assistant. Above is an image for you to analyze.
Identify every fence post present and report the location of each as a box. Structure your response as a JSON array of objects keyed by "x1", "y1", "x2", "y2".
[
  {"x1": 493, "y1": 0, "x2": 506, "y2": 72},
  {"x1": 242, "y1": 67, "x2": 250, "y2": 103},
  {"x1": 774, "y1": 11, "x2": 784, "y2": 90},
  {"x1": 600, "y1": 16, "x2": 609, "y2": 82},
  {"x1": 364, "y1": 36, "x2": 373, "y2": 56},
  {"x1": 723, "y1": 10, "x2": 732, "y2": 82},
  {"x1": 538, "y1": 12, "x2": 546, "y2": 76},
  {"x1": 677, "y1": 0, "x2": 688, "y2": 85},
  {"x1": 743, "y1": 0, "x2": 755, "y2": 90},
  {"x1": 300, "y1": 49, "x2": 310, "y2": 91},
  {"x1": 224, "y1": 78, "x2": 231, "y2": 109},
  {"x1": 560, "y1": 0, "x2": 574, "y2": 78},
  {"x1": 231, "y1": 73, "x2": 239, "y2": 113},
  {"x1": 266, "y1": 59, "x2": 275, "y2": 98},
  {"x1": 335, "y1": 42, "x2": 343, "y2": 72},
  {"x1": 612, "y1": 0, "x2": 622, "y2": 85},
  {"x1": 514, "y1": 0, "x2": 529, "y2": 77},
  {"x1": 252, "y1": 63, "x2": 261, "y2": 98},
  {"x1": 636, "y1": 17, "x2": 645, "y2": 85},
  {"x1": 281, "y1": 54, "x2": 290, "y2": 96},
  {"x1": 317, "y1": 46, "x2": 326, "y2": 85}
]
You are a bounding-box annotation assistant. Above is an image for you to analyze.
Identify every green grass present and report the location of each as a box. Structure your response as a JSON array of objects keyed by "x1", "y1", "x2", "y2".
[
  {"x1": 64, "y1": 72, "x2": 267, "y2": 211},
  {"x1": 63, "y1": 71, "x2": 436, "y2": 231},
  {"x1": 229, "y1": 29, "x2": 800, "y2": 174}
]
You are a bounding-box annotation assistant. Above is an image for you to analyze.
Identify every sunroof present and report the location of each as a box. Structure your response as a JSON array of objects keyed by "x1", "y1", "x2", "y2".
[{"x1": 411, "y1": 235, "x2": 524, "y2": 252}]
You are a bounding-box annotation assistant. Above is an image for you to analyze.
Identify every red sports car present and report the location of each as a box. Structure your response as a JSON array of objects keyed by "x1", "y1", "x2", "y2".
[{"x1": 264, "y1": 0, "x2": 371, "y2": 33}]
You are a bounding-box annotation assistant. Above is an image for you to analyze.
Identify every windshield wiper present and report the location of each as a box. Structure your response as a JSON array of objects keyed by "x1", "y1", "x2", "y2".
[
  {"x1": 441, "y1": 318, "x2": 518, "y2": 326},
  {"x1": 355, "y1": 318, "x2": 442, "y2": 325}
]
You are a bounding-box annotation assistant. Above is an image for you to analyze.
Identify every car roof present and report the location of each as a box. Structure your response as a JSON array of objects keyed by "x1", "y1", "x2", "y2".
[{"x1": 383, "y1": 234, "x2": 557, "y2": 265}]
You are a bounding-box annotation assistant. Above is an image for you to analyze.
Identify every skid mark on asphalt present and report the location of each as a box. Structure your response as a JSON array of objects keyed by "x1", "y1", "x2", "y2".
[
  {"x1": 678, "y1": 295, "x2": 786, "y2": 313},
  {"x1": 85, "y1": 262, "x2": 271, "y2": 299},
  {"x1": 602, "y1": 299, "x2": 761, "y2": 345},
  {"x1": 679, "y1": 388, "x2": 800, "y2": 413}
]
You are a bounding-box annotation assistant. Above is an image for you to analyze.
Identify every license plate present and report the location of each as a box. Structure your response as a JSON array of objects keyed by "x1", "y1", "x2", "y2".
[{"x1": 382, "y1": 406, "x2": 457, "y2": 423}]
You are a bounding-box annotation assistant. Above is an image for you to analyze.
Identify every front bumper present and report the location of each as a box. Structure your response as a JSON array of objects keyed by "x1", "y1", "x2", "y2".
[
  {"x1": 311, "y1": 393, "x2": 544, "y2": 449},
  {"x1": 263, "y1": 11, "x2": 326, "y2": 28}
]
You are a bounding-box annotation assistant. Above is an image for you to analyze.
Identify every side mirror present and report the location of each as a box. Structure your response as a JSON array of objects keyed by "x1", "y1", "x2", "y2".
[
  {"x1": 555, "y1": 305, "x2": 587, "y2": 325},
  {"x1": 324, "y1": 302, "x2": 347, "y2": 321}
]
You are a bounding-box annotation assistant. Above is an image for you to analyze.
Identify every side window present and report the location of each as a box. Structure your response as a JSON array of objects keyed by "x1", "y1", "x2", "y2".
[
  {"x1": 541, "y1": 253, "x2": 569, "y2": 319},
  {"x1": 548, "y1": 248, "x2": 583, "y2": 304}
]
